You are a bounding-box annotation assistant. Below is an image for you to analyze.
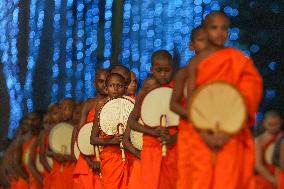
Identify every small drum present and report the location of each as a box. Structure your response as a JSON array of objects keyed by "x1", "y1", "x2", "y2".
[
  {"x1": 189, "y1": 81, "x2": 247, "y2": 134},
  {"x1": 265, "y1": 142, "x2": 276, "y2": 165},
  {"x1": 77, "y1": 123, "x2": 94, "y2": 156},
  {"x1": 99, "y1": 97, "x2": 135, "y2": 135},
  {"x1": 35, "y1": 154, "x2": 53, "y2": 173},
  {"x1": 130, "y1": 119, "x2": 144, "y2": 150},
  {"x1": 74, "y1": 141, "x2": 80, "y2": 159},
  {"x1": 141, "y1": 87, "x2": 180, "y2": 127},
  {"x1": 49, "y1": 123, "x2": 74, "y2": 155},
  {"x1": 99, "y1": 97, "x2": 135, "y2": 161}
]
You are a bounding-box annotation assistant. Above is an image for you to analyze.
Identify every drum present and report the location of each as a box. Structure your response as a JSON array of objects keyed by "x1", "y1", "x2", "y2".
[
  {"x1": 77, "y1": 123, "x2": 94, "y2": 156},
  {"x1": 35, "y1": 154, "x2": 53, "y2": 173},
  {"x1": 99, "y1": 97, "x2": 135, "y2": 161},
  {"x1": 74, "y1": 141, "x2": 80, "y2": 159},
  {"x1": 189, "y1": 81, "x2": 247, "y2": 134},
  {"x1": 141, "y1": 87, "x2": 180, "y2": 127},
  {"x1": 130, "y1": 119, "x2": 144, "y2": 150},
  {"x1": 265, "y1": 142, "x2": 276, "y2": 165},
  {"x1": 49, "y1": 122, "x2": 74, "y2": 155}
]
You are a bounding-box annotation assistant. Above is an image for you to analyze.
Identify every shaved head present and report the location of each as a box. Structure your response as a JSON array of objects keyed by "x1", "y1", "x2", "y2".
[{"x1": 204, "y1": 11, "x2": 230, "y2": 27}]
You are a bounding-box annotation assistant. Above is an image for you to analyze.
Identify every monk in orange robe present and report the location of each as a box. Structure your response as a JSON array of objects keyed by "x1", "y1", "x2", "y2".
[
  {"x1": 91, "y1": 73, "x2": 131, "y2": 189},
  {"x1": 72, "y1": 69, "x2": 109, "y2": 189},
  {"x1": 128, "y1": 50, "x2": 178, "y2": 189},
  {"x1": 180, "y1": 11, "x2": 263, "y2": 189},
  {"x1": 277, "y1": 137, "x2": 284, "y2": 189},
  {"x1": 125, "y1": 76, "x2": 160, "y2": 189},
  {"x1": 255, "y1": 111, "x2": 283, "y2": 189},
  {"x1": 48, "y1": 99, "x2": 77, "y2": 189},
  {"x1": 126, "y1": 71, "x2": 138, "y2": 99},
  {"x1": 169, "y1": 26, "x2": 208, "y2": 188}
]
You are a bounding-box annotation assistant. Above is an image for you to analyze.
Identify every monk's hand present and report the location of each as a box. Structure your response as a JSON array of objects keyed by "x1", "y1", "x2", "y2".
[
  {"x1": 134, "y1": 149, "x2": 141, "y2": 159},
  {"x1": 111, "y1": 134, "x2": 123, "y2": 144},
  {"x1": 53, "y1": 153, "x2": 66, "y2": 163},
  {"x1": 199, "y1": 131, "x2": 219, "y2": 150},
  {"x1": 214, "y1": 132, "x2": 230, "y2": 148},
  {"x1": 151, "y1": 126, "x2": 168, "y2": 137}
]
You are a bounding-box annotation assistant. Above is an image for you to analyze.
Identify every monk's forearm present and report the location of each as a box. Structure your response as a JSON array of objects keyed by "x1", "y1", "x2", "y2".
[
  {"x1": 29, "y1": 163, "x2": 43, "y2": 183},
  {"x1": 123, "y1": 140, "x2": 140, "y2": 159},
  {"x1": 170, "y1": 102, "x2": 188, "y2": 118},
  {"x1": 255, "y1": 164, "x2": 275, "y2": 183},
  {"x1": 92, "y1": 137, "x2": 118, "y2": 146},
  {"x1": 129, "y1": 119, "x2": 155, "y2": 136}
]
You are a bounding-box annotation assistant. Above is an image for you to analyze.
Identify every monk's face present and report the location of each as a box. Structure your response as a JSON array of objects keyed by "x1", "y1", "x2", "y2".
[
  {"x1": 205, "y1": 15, "x2": 229, "y2": 47},
  {"x1": 20, "y1": 118, "x2": 32, "y2": 134},
  {"x1": 49, "y1": 105, "x2": 61, "y2": 124},
  {"x1": 94, "y1": 71, "x2": 109, "y2": 95},
  {"x1": 43, "y1": 115, "x2": 50, "y2": 130},
  {"x1": 60, "y1": 100, "x2": 75, "y2": 122},
  {"x1": 151, "y1": 59, "x2": 173, "y2": 85},
  {"x1": 127, "y1": 72, "x2": 138, "y2": 95},
  {"x1": 263, "y1": 116, "x2": 282, "y2": 134},
  {"x1": 72, "y1": 103, "x2": 83, "y2": 126},
  {"x1": 190, "y1": 29, "x2": 208, "y2": 54},
  {"x1": 28, "y1": 112, "x2": 43, "y2": 133},
  {"x1": 106, "y1": 75, "x2": 126, "y2": 98}
]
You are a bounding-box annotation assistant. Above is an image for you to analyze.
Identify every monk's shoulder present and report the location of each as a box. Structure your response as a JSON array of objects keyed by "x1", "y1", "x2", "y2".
[{"x1": 175, "y1": 67, "x2": 187, "y2": 80}]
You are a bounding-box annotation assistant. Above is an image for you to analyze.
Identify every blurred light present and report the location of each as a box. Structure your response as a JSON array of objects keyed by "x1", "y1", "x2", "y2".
[
  {"x1": 250, "y1": 44, "x2": 260, "y2": 53},
  {"x1": 268, "y1": 61, "x2": 277, "y2": 71},
  {"x1": 265, "y1": 89, "x2": 276, "y2": 99}
]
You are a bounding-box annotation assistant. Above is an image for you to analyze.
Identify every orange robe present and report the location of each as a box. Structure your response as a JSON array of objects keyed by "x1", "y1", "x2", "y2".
[
  {"x1": 178, "y1": 48, "x2": 263, "y2": 189},
  {"x1": 277, "y1": 170, "x2": 284, "y2": 189},
  {"x1": 255, "y1": 135, "x2": 278, "y2": 189},
  {"x1": 29, "y1": 146, "x2": 43, "y2": 189},
  {"x1": 73, "y1": 108, "x2": 102, "y2": 189},
  {"x1": 43, "y1": 135, "x2": 51, "y2": 189},
  {"x1": 99, "y1": 134, "x2": 130, "y2": 189}
]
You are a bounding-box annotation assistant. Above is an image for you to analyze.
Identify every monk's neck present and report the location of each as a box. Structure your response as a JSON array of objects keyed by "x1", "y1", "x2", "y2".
[
  {"x1": 207, "y1": 44, "x2": 225, "y2": 52},
  {"x1": 96, "y1": 93, "x2": 107, "y2": 100}
]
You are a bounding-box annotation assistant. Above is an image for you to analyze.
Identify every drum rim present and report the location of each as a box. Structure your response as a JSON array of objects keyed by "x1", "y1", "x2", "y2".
[
  {"x1": 98, "y1": 96, "x2": 135, "y2": 135},
  {"x1": 76, "y1": 122, "x2": 94, "y2": 155},
  {"x1": 188, "y1": 80, "x2": 248, "y2": 135},
  {"x1": 140, "y1": 86, "x2": 179, "y2": 127},
  {"x1": 48, "y1": 122, "x2": 74, "y2": 154}
]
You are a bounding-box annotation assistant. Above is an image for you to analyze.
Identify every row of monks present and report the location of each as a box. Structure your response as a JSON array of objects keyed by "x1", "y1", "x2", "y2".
[{"x1": 0, "y1": 11, "x2": 284, "y2": 189}]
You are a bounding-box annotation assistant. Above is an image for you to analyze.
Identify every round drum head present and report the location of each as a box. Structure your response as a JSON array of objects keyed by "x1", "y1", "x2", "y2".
[
  {"x1": 141, "y1": 87, "x2": 180, "y2": 127},
  {"x1": 74, "y1": 141, "x2": 80, "y2": 159},
  {"x1": 99, "y1": 97, "x2": 135, "y2": 135},
  {"x1": 130, "y1": 119, "x2": 143, "y2": 150},
  {"x1": 189, "y1": 81, "x2": 247, "y2": 134},
  {"x1": 35, "y1": 154, "x2": 53, "y2": 173},
  {"x1": 77, "y1": 123, "x2": 94, "y2": 156},
  {"x1": 265, "y1": 142, "x2": 276, "y2": 165},
  {"x1": 49, "y1": 122, "x2": 74, "y2": 155}
]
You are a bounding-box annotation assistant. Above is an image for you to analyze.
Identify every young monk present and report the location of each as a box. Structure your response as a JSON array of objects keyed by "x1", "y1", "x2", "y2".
[
  {"x1": 73, "y1": 69, "x2": 110, "y2": 189},
  {"x1": 124, "y1": 76, "x2": 160, "y2": 189},
  {"x1": 181, "y1": 11, "x2": 263, "y2": 189},
  {"x1": 110, "y1": 65, "x2": 131, "y2": 86},
  {"x1": 48, "y1": 98, "x2": 76, "y2": 189},
  {"x1": 14, "y1": 111, "x2": 43, "y2": 189},
  {"x1": 255, "y1": 111, "x2": 283, "y2": 189},
  {"x1": 39, "y1": 103, "x2": 61, "y2": 189},
  {"x1": 170, "y1": 26, "x2": 208, "y2": 188},
  {"x1": 128, "y1": 50, "x2": 178, "y2": 189},
  {"x1": 274, "y1": 134, "x2": 284, "y2": 189},
  {"x1": 126, "y1": 71, "x2": 138, "y2": 98},
  {"x1": 91, "y1": 73, "x2": 130, "y2": 189}
]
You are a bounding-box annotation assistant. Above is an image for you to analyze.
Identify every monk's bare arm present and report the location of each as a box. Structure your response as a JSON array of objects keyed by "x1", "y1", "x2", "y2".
[
  {"x1": 255, "y1": 137, "x2": 276, "y2": 184},
  {"x1": 39, "y1": 131, "x2": 51, "y2": 171},
  {"x1": 279, "y1": 140, "x2": 284, "y2": 170},
  {"x1": 122, "y1": 125, "x2": 141, "y2": 159},
  {"x1": 170, "y1": 68, "x2": 188, "y2": 118},
  {"x1": 28, "y1": 137, "x2": 43, "y2": 183},
  {"x1": 13, "y1": 139, "x2": 29, "y2": 181}
]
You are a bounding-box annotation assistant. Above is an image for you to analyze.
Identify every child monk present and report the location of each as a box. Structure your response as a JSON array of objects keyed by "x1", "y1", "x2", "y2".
[
  {"x1": 14, "y1": 111, "x2": 43, "y2": 189},
  {"x1": 110, "y1": 65, "x2": 131, "y2": 85},
  {"x1": 73, "y1": 69, "x2": 110, "y2": 189},
  {"x1": 39, "y1": 103, "x2": 61, "y2": 189},
  {"x1": 128, "y1": 50, "x2": 177, "y2": 189},
  {"x1": 274, "y1": 133, "x2": 284, "y2": 189},
  {"x1": 181, "y1": 11, "x2": 263, "y2": 189},
  {"x1": 170, "y1": 26, "x2": 208, "y2": 188},
  {"x1": 124, "y1": 76, "x2": 160, "y2": 189},
  {"x1": 255, "y1": 111, "x2": 283, "y2": 189},
  {"x1": 91, "y1": 73, "x2": 130, "y2": 189},
  {"x1": 126, "y1": 71, "x2": 138, "y2": 98},
  {"x1": 48, "y1": 98, "x2": 76, "y2": 189}
]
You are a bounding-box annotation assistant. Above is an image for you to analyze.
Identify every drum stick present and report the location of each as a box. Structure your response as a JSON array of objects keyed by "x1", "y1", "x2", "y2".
[
  {"x1": 160, "y1": 114, "x2": 167, "y2": 157},
  {"x1": 94, "y1": 146, "x2": 102, "y2": 178}
]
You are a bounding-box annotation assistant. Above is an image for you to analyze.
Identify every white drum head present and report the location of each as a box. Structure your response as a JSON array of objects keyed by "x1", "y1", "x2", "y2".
[
  {"x1": 265, "y1": 142, "x2": 276, "y2": 165},
  {"x1": 130, "y1": 119, "x2": 143, "y2": 150},
  {"x1": 189, "y1": 81, "x2": 247, "y2": 134},
  {"x1": 74, "y1": 141, "x2": 80, "y2": 159},
  {"x1": 141, "y1": 87, "x2": 180, "y2": 127},
  {"x1": 35, "y1": 154, "x2": 53, "y2": 173},
  {"x1": 99, "y1": 97, "x2": 135, "y2": 135},
  {"x1": 77, "y1": 123, "x2": 94, "y2": 156},
  {"x1": 49, "y1": 122, "x2": 74, "y2": 155}
]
